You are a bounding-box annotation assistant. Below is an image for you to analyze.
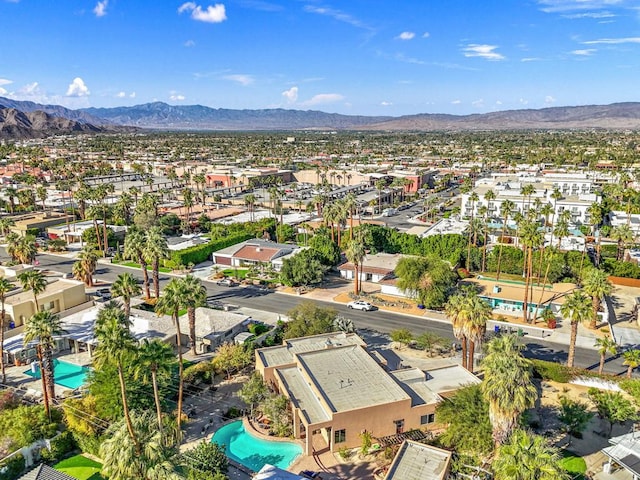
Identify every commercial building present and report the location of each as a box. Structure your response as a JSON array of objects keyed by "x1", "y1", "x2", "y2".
[{"x1": 255, "y1": 332, "x2": 479, "y2": 455}]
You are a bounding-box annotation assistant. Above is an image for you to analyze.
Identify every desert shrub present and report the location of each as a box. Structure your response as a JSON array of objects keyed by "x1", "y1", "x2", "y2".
[
  {"x1": 619, "y1": 379, "x2": 640, "y2": 405},
  {"x1": 530, "y1": 359, "x2": 574, "y2": 383}
]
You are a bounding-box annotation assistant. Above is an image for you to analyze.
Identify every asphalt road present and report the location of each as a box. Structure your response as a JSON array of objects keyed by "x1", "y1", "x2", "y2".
[{"x1": 10, "y1": 251, "x2": 631, "y2": 376}]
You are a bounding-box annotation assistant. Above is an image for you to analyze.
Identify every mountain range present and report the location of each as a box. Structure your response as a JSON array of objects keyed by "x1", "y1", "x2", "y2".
[
  {"x1": 0, "y1": 108, "x2": 103, "y2": 140},
  {"x1": 3, "y1": 96, "x2": 640, "y2": 136}
]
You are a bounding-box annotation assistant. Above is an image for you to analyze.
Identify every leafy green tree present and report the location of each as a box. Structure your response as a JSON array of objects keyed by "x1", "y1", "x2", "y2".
[
  {"x1": 492, "y1": 429, "x2": 569, "y2": 480},
  {"x1": 435, "y1": 384, "x2": 493, "y2": 457},
  {"x1": 414, "y1": 332, "x2": 446, "y2": 357},
  {"x1": 211, "y1": 343, "x2": 252, "y2": 380},
  {"x1": 395, "y1": 256, "x2": 456, "y2": 309},
  {"x1": 239, "y1": 372, "x2": 268, "y2": 417},
  {"x1": 0, "y1": 404, "x2": 61, "y2": 450},
  {"x1": 284, "y1": 302, "x2": 337, "y2": 339},
  {"x1": 280, "y1": 250, "x2": 328, "y2": 287},
  {"x1": 390, "y1": 328, "x2": 413, "y2": 349},
  {"x1": 481, "y1": 335, "x2": 537, "y2": 446},
  {"x1": 588, "y1": 388, "x2": 637, "y2": 436},
  {"x1": 558, "y1": 396, "x2": 593, "y2": 445},
  {"x1": 100, "y1": 411, "x2": 182, "y2": 480},
  {"x1": 182, "y1": 441, "x2": 228, "y2": 479}
]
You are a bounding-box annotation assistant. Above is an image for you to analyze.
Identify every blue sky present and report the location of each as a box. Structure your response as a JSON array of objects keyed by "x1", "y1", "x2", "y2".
[{"x1": 1, "y1": 0, "x2": 640, "y2": 116}]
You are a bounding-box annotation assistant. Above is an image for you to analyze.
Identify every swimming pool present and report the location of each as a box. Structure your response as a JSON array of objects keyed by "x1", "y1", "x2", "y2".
[
  {"x1": 212, "y1": 420, "x2": 302, "y2": 472},
  {"x1": 24, "y1": 359, "x2": 90, "y2": 389}
]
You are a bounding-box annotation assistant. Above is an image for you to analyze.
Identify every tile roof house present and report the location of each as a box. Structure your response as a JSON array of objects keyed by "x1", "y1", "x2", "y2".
[
  {"x1": 212, "y1": 238, "x2": 301, "y2": 271},
  {"x1": 18, "y1": 464, "x2": 75, "y2": 480}
]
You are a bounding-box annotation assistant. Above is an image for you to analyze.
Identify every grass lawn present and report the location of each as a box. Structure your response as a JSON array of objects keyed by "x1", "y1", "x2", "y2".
[
  {"x1": 54, "y1": 454, "x2": 104, "y2": 480},
  {"x1": 222, "y1": 268, "x2": 249, "y2": 279},
  {"x1": 559, "y1": 450, "x2": 587, "y2": 480},
  {"x1": 118, "y1": 261, "x2": 172, "y2": 273}
]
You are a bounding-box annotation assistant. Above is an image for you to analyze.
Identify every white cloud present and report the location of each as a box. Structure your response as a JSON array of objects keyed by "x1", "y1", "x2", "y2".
[
  {"x1": 93, "y1": 0, "x2": 108, "y2": 17},
  {"x1": 380, "y1": 101, "x2": 392, "y2": 106},
  {"x1": 472, "y1": 98, "x2": 485, "y2": 107},
  {"x1": 282, "y1": 86, "x2": 298, "y2": 103},
  {"x1": 422, "y1": 32, "x2": 430, "y2": 38},
  {"x1": 170, "y1": 92, "x2": 186, "y2": 101},
  {"x1": 224, "y1": 74, "x2": 254, "y2": 86},
  {"x1": 521, "y1": 57, "x2": 542, "y2": 62},
  {"x1": 19, "y1": 82, "x2": 41, "y2": 96},
  {"x1": 562, "y1": 11, "x2": 615, "y2": 18},
  {"x1": 301, "y1": 93, "x2": 345, "y2": 106},
  {"x1": 0, "y1": 78, "x2": 12, "y2": 86},
  {"x1": 0, "y1": 87, "x2": 7, "y2": 95},
  {"x1": 537, "y1": 1, "x2": 624, "y2": 13},
  {"x1": 116, "y1": 91, "x2": 126, "y2": 98},
  {"x1": 496, "y1": 100, "x2": 503, "y2": 105},
  {"x1": 519, "y1": 98, "x2": 529, "y2": 105},
  {"x1": 178, "y1": 2, "x2": 227, "y2": 23},
  {"x1": 462, "y1": 44, "x2": 505, "y2": 61},
  {"x1": 545, "y1": 95, "x2": 556, "y2": 104},
  {"x1": 303, "y1": 5, "x2": 372, "y2": 31},
  {"x1": 130, "y1": 92, "x2": 136, "y2": 98},
  {"x1": 397, "y1": 31, "x2": 415, "y2": 40},
  {"x1": 184, "y1": 40, "x2": 196, "y2": 47},
  {"x1": 571, "y1": 48, "x2": 596, "y2": 55},
  {"x1": 584, "y1": 37, "x2": 640, "y2": 44},
  {"x1": 451, "y1": 99, "x2": 461, "y2": 104},
  {"x1": 66, "y1": 78, "x2": 90, "y2": 97}
]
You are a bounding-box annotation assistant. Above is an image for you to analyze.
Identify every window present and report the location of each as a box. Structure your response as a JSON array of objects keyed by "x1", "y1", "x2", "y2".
[
  {"x1": 421, "y1": 413, "x2": 435, "y2": 425},
  {"x1": 334, "y1": 429, "x2": 346, "y2": 444},
  {"x1": 394, "y1": 419, "x2": 404, "y2": 434}
]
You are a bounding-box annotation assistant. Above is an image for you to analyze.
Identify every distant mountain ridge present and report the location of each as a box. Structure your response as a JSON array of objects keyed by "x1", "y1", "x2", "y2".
[
  {"x1": 3, "y1": 95, "x2": 640, "y2": 131},
  {"x1": 0, "y1": 107, "x2": 103, "y2": 139}
]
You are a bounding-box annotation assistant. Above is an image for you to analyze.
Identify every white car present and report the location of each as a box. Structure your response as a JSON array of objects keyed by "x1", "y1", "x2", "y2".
[
  {"x1": 216, "y1": 278, "x2": 237, "y2": 287},
  {"x1": 347, "y1": 300, "x2": 374, "y2": 311}
]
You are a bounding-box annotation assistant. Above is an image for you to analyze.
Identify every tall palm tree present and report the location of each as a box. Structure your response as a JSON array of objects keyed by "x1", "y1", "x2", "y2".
[
  {"x1": 466, "y1": 192, "x2": 479, "y2": 270},
  {"x1": 553, "y1": 210, "x2": 571, "y2": 251},
  {"x1": 495, "y1": 199, "x2": 515, "y2": 281},
  {"x1": 73, "y1": 244, "x2": 98, "y2": 287},
  {"x1": 492, "y1": 429, "x2": 569, "y2": 480},
  {"x1": 144, "y1": 227, "x2": 169, "y2": 299},
  {"x1": 94, "y1": 308, "x2": 139, "y2": 450},
  {"x1": 17, "y1": 270, "x2": 47, "y2": 313},
  {"x1": 464, "y1": 294, "x2": 492, "y2": 372},
  {"x1": 481, "y1": 334, "x2": 537, "y2": 446},
  {"x1": 587, "y1": 202, "x2": 604, "y2": 267},
  {"x1": 445, "y1": 292, "x2": 469, "y2": 371},
  {"x1": 345, "y1": 236, "x2": 366, "y2": 295},
  {"x1": 595, "y1": 335, "x2": 618, "y2": 375},
  {"x1": 582, "y1": 268, "x2": 613, "y2": 329},
  {"x1": 111, "y1": 273, "x2": 142, "y2": 322},
  {"x1": 519, "y1": 219, "x2": 543, "y2": 323},
  {"x1": 244, "y1": 193, "x2": 257, "y2": 222},
  {"x1": 156, "y1": 279, "x2": 185, "y2": 435},
  {"x1": 100, "y1": 410, "x2": 182, "y2": 480},
  {"x1": 611, "y1": 224, "x2": 634, "y2": 261},
  {"x1": 560, "y1": 290, "x2": 592, "y2": 367},
  {"x1": 179, "y1": 275, "x2": 207, "y2": 355},
  {"x1": 623, "y1": 349, "x2": 640, "y2": 378},
  {"x1": 133, "y1": 339, "x2": 177, "y2": 432},
  {"x1": 520, "y1": 184, "x2": 536, "y2": 216},
  {"x1": 23, "y1": 311, "x2": 64, "y2": 417},
  {"x1": 343, "y1": 193, "x2": 357, "y2": 240},
  {"x1": 124, "y1": 228, "x2": 151, "y2": 300},
  {"x1": 0, "y1": 278, "x2": 13, "y2": 383}
]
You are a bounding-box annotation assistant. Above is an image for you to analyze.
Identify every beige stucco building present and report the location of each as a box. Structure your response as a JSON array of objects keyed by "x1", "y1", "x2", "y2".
[
  {"x1": 255, "y1": 332, "x2": 479, "y2": 455},
  {"x1": 3, "y1": 278, "x2": 88, "y2": 327}
]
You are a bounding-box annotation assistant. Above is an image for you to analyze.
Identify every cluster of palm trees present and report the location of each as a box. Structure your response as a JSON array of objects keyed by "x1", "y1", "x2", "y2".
[{"x1": 123, "y1": 226, "x2": 169, "y2": 300}]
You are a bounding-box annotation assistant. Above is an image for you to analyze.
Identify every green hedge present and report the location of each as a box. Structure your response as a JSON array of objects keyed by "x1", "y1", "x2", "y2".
[
  {"x1": 0, "y1": 453, "x2": 25, "y2": 480},
  {"x1": 602, "y1": 258, "x2": 640, "y2": 279},
  {"x1": 169, "y1": 233, "x2": 253, "y2": 267},
  {"x1": 530, "y1": 359, "x2": 576, "y2": 383},
  {"x1": 40, "y1": 431, "x2": 76, "y2": 463}
]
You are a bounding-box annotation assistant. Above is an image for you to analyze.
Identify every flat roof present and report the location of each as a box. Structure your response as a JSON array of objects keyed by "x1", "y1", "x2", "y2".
[
  {"x1": 177, "y1": 307, "x2": 248, "y2": 339},
  {"x1": 390, "y1": 368, "x2": 440, "y2": 406},
  {"x1": 463, "y1": 277, "x2": 575, "y2": 306},
  {"x1": 277, "y1": 366, "x2": 331, "y2": 425},
  {"x1": 5, "y1": 279, "x2": 84, "y2": 306},
  {"x1": 385, "y1": 440, "x2": 452, "y2": 480},
  {"x1": 422, "y1": 365, "x2": 481, "y2": 394},
  {"x1": 296, "y1": 345, "x2": 409, "y2": 413},
  {"x1": 258, "y1": 332, "x2": 366, "y2": 369}
]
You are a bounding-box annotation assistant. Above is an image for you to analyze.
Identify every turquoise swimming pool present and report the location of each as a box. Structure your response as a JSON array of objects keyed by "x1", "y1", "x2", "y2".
[
  {"x1": 212, "y1": 420, "x2": 302, "y2": 472},
  {"x1": 24, "y1": 359, "x2": 90, "y2": 389}
]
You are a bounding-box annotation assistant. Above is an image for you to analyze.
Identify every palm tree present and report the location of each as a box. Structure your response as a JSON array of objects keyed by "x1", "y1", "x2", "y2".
[
  {"x1": 100, "y1": 411, "x2": 182, "y2": 480},
  {"x1": 73, "y1": 244, "x2": 98, "y2": 287},
  {"x1": 495, "y1": 199, "x2": 515, "y2": 281},
  {"x1": 94, "y1": 308, "x2": 139, "y2": 450},
  {"x1": 611, "y1": 224, "x2": 634, "y2": 261},
  {"x1": 144, "y1": 227, "x2": 168, "y2": 299},
  {"x1": 481, "y1": 335, "x2": 537, "y2": 446},
  {"x1": 595, "y1": 335, "x2": 618, "y2": 375},
  {"x1": 0, "y1": 217, "x2": 15, "y2": 238},
  {"x1": 463, "y1": 294, "x2": 492, "y2": 372},
  {"x1": 23, "y1": 311, "x2": 64, "y2": 417},
  {"x1": 492, "y1": 429, "x2": 569, "y2": 480},
  {"x1": 345, "y1": 236, "x2": 366, "y2": 295},
  {"x1": 375, "y1": 179, "x2": 386, "y2": 214},
  {"x1": 133, "y1": 339, "x2": 177, "y2": 432},
  {"x1": 445, "y1": 292, "x2": 469, "y2": 371},
  {"x1": 560, "y1": 290, "x2": 592, "y2": 367},
  {"x1": 7, "y1": 234, "x2": 37, "y2": 265},
  {"x1": 520, "y1": 184, "x2": 536, "y2": 217},
  {"x1": 0, "y1": 278, "x2": 13, "y2": 383},
  {"x1": 623, "y1": 349, "x2": 640, "y2": 378},
  {"x1": 17, "y1": 270, "x2": 47, "y2": 313},
  {"x1": 519, "y1": 219, "x2": 543, "y2": 323},
  {"x1": 587, "y1": 202, "x2": 604, "y2": 267},
  {"x1": 343, "y1": 193, "x2": 357, "y2": 240},
  {"x1": 553, "y1": 210, "x2": 571, "y2": 251},
  {"x1": 582, "y1": 268, "x2": 613, "y2": 329},
  {"x1": 179, "y1": 275, "x2": 207, "y2": 355},
  {"x1": 124, "y1": 228, "x2": 151, "y2": 299},
  {"x1": 156, "y1": 279, "x2": 185, "y2": 435},
  {"x1": 111, "y1": 273, "x2": 142, "y2": 322},
  {"x1": 244, "y1": 193, "x2": 257, "y2": 222},
  {"x1": 466, "y1": 192, "x2": 479, "y2": 270}
]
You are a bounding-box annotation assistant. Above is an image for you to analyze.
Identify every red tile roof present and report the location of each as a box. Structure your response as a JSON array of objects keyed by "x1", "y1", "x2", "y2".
[{"x1": 233, "y1": 245, "x2": 280, "y2": 262}]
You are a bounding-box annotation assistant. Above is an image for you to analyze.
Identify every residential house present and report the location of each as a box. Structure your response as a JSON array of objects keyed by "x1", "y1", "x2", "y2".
[
  {"x1": 338, "y1": 252, "x2": 404, "y2": 284},
  {"x1": 212, "y1": 239, "x2": 301, "y2": 271},
  {"x1": 10, "y1": 212, "x2": 69, "y2": 237},
  {"x1": 384, "y1": 440, "x2": 452, "y2": 480},
  {"x1": 601, "y1": 430, "x2": 640, "y2": 479},
  {"x1": 255, "y1": 332, "x2": 479, "y2": 455}
]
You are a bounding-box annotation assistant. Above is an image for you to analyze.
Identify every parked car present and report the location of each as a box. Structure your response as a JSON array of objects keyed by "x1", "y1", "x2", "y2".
[
  {"x1": 347, "y1": 300, "x2": 374, "y2": 311},
  {"x1": 216, "y1": 278, "x2": 237, "y2": 287},
  {"x1": 96, "y1": 288, "x2": 111, "y2": 298}
]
